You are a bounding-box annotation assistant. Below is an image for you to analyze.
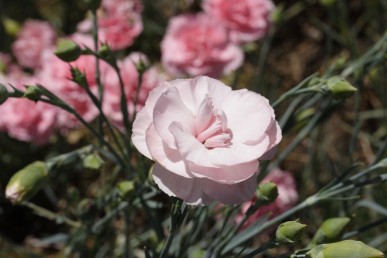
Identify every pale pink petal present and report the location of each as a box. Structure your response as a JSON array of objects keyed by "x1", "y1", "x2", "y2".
[
  {"x1": 195, "y1": 95, "x2": 214, "y2": 135},
  {"x1": 146, "y1": 125, "x2": 193, "y2": 178},
  {"x1": 131, "y1": 82, "x2": 172, "y2": 155},
  {"x1": 202, "y1": 172, "x2": 258, "y2": 205},
  {"x1": 153, "y1": 163, "x2": 211, "y2": 205},
  {"x1": 178, "y1": 76, "x2": 233, "y2": 112},
  {"x1": 188, "y1": 159, "x2": 259, "y2": 184},
  {"x1": 169, "y1": 122, "x2": 217, "y2": 168},
  {"x1": 131, "y1": 108, "x2": 153, "y2": 159},
  {"x1": 208, "y1": 138, "x2": 270, "y2": 165},
  {"x1": 221, "y1": 89, "x2": 273, "y2": 143},
  {"x1": 260, "y1": 119, "x2": 282, "y2": 160},
  {"x1": 153, "y1": 87, "x2": 194, "y2": 148}
]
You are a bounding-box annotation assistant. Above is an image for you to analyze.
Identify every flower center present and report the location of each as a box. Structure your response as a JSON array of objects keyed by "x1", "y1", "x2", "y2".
[{"x1": 195, "y1": 95, "x2": 232, "y2": 149}]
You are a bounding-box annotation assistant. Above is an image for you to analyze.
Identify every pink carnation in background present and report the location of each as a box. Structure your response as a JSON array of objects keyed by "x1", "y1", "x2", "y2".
[
  {"x1": 98, "y1": 16, "x2": 143, "y2": 50},
  {"x1": 0, "y1": 72, "x2": 57, "y2": 145},
  {"x1": 161, "y1": 13, "x2": 243, "y2": 78},
  {"x1": 131, "y1": 76, "x2": 281, "y2": 205},
  {"x1": 202, "y1": 0, "x2": 274, "y2": 44},
  {"x1": 12, "y1": 20, "x2": 57, "y2": 69},
  {"x1": 101, "y1": 0, "x2": 143, "y2": 17},
  {"x1": 38, "y1": 51, "x2": 104, "y2": 129},
  {"x1": 235, "y1": 168, "x2": 298, "y2": 229},
  {"x1": 102, "y1": 52, "x2": 165, "y2": 130},
  {"x1": 77, "y1": 0, "x2": 143, "y2": 50}
]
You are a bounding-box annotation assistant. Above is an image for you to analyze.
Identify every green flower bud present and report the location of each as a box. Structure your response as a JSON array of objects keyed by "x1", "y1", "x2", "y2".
[
  {"x1": 83, "y1": 153, "x2": 104, "y2": 170},
  {"x1": 23, "y1": 86, "x2": 43, "y2": 102},
  {"x1": 0, "y1": 84, "x2": 8, "y2": 105},
  {"x1": 55, "y1": 39, "x2": 81, "y2": 62},
  {"x1": 276, "y1": 220, "x2": 307, "y2": 244},
  {"x1": 3, "y1": 17, "x2": 20, "y2": 37},
  {"x1": 325, "y1": 76, "x2": 357, "y2": 99},
  {"x1": 134, "y1": 57, "x2": 149, "y2": 75},
  {"x1": 256, "y1": 181, "x2": 278, "y2": 203},
  {"x1": 310, "y1": 217, "x2": 351, "y2": 246},
  {"x1": 99, "y1": 44, "x2": 111, "y2": 58},
  {"x1": 98, "y1": 44, "x2": 116, "y2": 65},
  {"x1": 70, "y1": 67, "x2": 88, "y2": 88},
  {"x1": 6, "y1": 161, "x2": 48, "y2": 204},
  {"x1": 117, "y1": 181, "x2": 135, "y2": 198},
  {"x1": 306, "y1": 240, "x2": 384, "y2": 258}
]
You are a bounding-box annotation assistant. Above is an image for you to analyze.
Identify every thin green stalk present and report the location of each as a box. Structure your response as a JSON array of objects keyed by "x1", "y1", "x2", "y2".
[
  {"x1": 271, "y1": 73, "x2": 318, "y2": 108},
  {"x1": 40, "y1": 97, "x2": 128, "y2": 169},
  {"x1": 91, "y1": 9, "x2": 104, "y2": 105},
  {"x1": 131, "y1": 67, "x2": 145, "y2": 123},
  {"x1": 22, "y1": 201, "x2": 81, "y2": 228},
  {"x1": 91, "y1": 8, "x2": 106, "y2": 138},
  {"x1": 113, "y1": 64, "x2": 131, "y2": 136},
  {"x1": 275, "y1": 99, "x2": 330, "y2": 166},
  {"x1": 159, "y1": 200, "x2": 189, "y2": 258},
  {"x1": 71, "y1": 78, "x2": 126, "y2": 158},
  {"x1": 221, "y1": 198, "x2": 313, "y2": 255},
  {"x1": 242, "y1": 241, "x2": 279, "y2": 258}
]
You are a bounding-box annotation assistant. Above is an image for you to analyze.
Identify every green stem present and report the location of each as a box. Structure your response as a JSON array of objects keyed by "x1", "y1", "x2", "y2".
[
  {"x1": 22, "y1": 201, "x2": 81, "y2": 228},
  {"x1": 40, "y1": 98, "x2": 127, "y2": 169},
  {"x1": 271, "y1": 73, "x2": 318, "y2": 108}
]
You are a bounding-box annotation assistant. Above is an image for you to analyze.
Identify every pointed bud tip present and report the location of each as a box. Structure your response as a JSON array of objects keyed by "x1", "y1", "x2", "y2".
[
  {"x1": 256, "y1": 181, "x2": 278, "y2": 203},
  {"x1": 23, "y1": 85, "x2": 43, "y2": 102},
  {"x1": 276, "y1": 220, "x2": 307, "y2": 244},
  {"x1": 326, "y1": 76, "x2": 357, "y2": 99}
]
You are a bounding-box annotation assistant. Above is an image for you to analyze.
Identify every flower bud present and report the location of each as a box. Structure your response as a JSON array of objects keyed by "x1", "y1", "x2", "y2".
[
  {"x1": 83, "y1": 153, "x2": 104, "y2": 170},
  {"x1": 98, "y1": 44, "x2": 116, "y2": 65},
  {"x1": 325, "y1": 76, "x2": 357, "y2": 99},
  {"x1": 70, "y1": 67, "x2": 88, "y2": 88},
  {"x1": 55, "y1": 39, "x2": 81, "y2": 62},
  {"x1": 117, "y1": 181, "x2": 135, "y2": 198},
  {"x1": 256, "y1": 181, "x2": 278, "y2": 203},
  {"x1": 3, "y1": 17, "x2": 20, "y2": 37},
  {"x1": 0, "y1": 83, "x2": 8, "y2": 105},
  {"x1": 23, "y1": 85, "x2": 43, "y2": 102},
  {"x1": 6, "y1": 161, "x2": 48, "y2": 204},
  {"x1": 306, "y1": 240, "x2": 384, "y2": 258},
  {"x1": 276, "y1": 220, "x2": 307, "y2": 244},
  {"x1": 310, "y1": 217, "x2": 351, "y2": 246}
]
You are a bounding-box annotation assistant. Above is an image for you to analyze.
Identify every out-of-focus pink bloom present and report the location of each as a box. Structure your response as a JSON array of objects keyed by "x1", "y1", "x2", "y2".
[
  {"x1": 12, "y1": 20, "x2": 57, "y2": 69},
  {"x1": 101, "y1": 0, "x2": 143, "y2": 17},
  {"x1": 76, "y1": 0, "x2": 143, "y2": 50},
  {"x1": 235, "y1": 168, "x2": 298, "y2": 229},
  {"x1": 38, "y1": 53, "x2": 105, "y2": 129},
  {"x1": 131, "y1": 76, "x2": 281, "y2": 205},
  {"x1": 98, "y1": 16, "x2": 143, "y2": 50},
  {"x1": 102, "y1": 52, "x2": 164, "y2": 129},
  {"x1": 202, "y1": 0, "x2": 274, "y2": 44},
  {"x1": 161, "y1": 13, "x2": 243, "y2": 78},
  {"x1": 0, "y1": 73, "x2": 57, "y2": 145}
]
